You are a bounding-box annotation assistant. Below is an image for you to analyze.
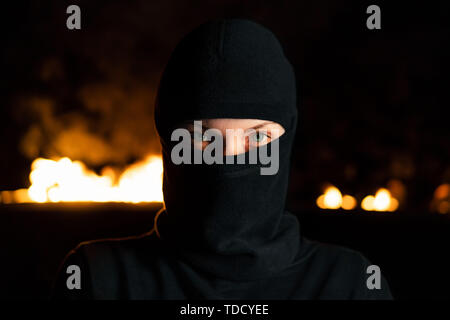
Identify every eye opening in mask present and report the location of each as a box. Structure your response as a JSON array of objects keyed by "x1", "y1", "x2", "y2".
[{"x1": 180, "y1": 118, "x2": 286, "y2": 156}]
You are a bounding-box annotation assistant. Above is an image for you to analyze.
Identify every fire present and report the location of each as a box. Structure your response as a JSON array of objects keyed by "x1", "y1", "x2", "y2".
[
  {"x1": 361, "y1": 188, "x2": 398, "y2": 212},
  {"x1": 1, "y1": 155, "x2": 163, "y2": 203},
  {"x1": 316, "y1": 185, "x2": 399, "y2": 212},
  {"x1": 316, "y1": 186, "x2": 357, "y2": 210},
  {"x1": 341, "y1": 195, "x2": 357, "y2": 210},
  {"x1": 430, "y1": 183, "x2": 450, "y2": 214}
]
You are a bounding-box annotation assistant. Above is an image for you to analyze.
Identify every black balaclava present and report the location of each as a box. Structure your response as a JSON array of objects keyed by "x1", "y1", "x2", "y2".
[{"x1": 154, "y1": 19, "x2": 301, "y2": 281}]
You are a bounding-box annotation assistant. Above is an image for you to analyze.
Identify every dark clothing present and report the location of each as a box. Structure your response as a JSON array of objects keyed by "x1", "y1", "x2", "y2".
[
  {"x1": 52, "y1": 225, "x2": 392, "y2": 300},
  {"x1": 52, "y1": 19, "x2": 393, "y2": 300},
  {"x1": 153, "y1": 18, "x2": 302, "y2": 283}
]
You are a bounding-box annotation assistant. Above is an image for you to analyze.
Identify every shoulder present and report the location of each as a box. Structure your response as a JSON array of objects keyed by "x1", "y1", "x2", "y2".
[
  {"x1": 71, "y1": 228, "x2": 162, "y2": 280},
  {"x1": 51, "y1": 229, "x2": 159, "y2": 300},
  {"x1": 298, "y1": 237, "x2": 393, "y2": 300},
  {"x1": 301, "y1": 237, "x2": 371, "y2": 269},
  {"x1": 74, "y1": 229, "x2": 159, "y2": 260}
]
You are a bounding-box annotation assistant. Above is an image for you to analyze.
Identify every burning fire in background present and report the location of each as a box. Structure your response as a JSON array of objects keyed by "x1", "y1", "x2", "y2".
[
  {"x1": 1, "y1": 51, "x2": 165, "y2": 204},
  {"x1": 430, "y1": 183, "x2": 450, "y2": 214},
  {"x1": 0, "y1": 161, "x2": 405, "y2": 209},
  {"x1": 1, "y1": 156, "x2": 448, "y2": 214},
  {"x1": 360, "y1": 188, "x2": 399, "y2": 212},
  {"x1": 316, "y1": 181, "x2": 450, "y2": 214},
  {"x1": 1, "y1": 155, "x2": 163, "y2": 204},
  {"x1": 316, "y1": 181, "x2": 403, "y2": 212}
]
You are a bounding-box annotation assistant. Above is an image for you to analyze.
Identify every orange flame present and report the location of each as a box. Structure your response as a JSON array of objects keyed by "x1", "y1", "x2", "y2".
[
  {"x1": 361, "y1": 188, "x2": 398, "y2": 212},
  {"x1": 316, "y1": 186, "x2": 357, "y2": 210},
  {"x1": 431, "y1": 183, "x2": 450, "y2": 214},
  {"x1": 1, "y1": 155, "x2": 163, "y2": 204},
  {"x1": 316, "y1": 185, "x2": 399, "y2": 212}
]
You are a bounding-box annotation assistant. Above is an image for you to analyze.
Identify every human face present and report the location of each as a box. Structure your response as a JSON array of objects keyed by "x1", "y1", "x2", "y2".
[{"x1": 182, "y1": 118, "x2": 285, "y2": 156}]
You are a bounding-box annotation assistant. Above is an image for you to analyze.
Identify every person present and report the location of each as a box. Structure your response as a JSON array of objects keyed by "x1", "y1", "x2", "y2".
[{"x1": 51, "y1": 19, "x2": 393, "y2": 300}]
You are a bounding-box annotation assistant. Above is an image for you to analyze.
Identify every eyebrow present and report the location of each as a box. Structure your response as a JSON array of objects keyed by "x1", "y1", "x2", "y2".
[
  {"x1": 247, "y1": 121, "x2": 272, "y2": 130},
  {"x1": 185, "y1": 121, "x2": 273, "y2": 130}
]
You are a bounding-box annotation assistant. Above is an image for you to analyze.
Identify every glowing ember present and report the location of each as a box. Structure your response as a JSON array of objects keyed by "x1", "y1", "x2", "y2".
[
  {"x1": 1, "y1": 155, "x2": 163, "y2": 203},
  {"x1": 323, "y1": 186, "x2": 342, "y2": 209},
  {"x1": 316, "y1": 186, "x2": 356, "y2": 210},
  {"x1": 316, "y1": 184, "x2": 398, "y2": 212},
  {"x1": 341, "y1": 195, "x2": 357, "y2": 210},
  {"x1": 434, "y1": 184, "x2": 449, "y2": 200},
  {"x1": 361, "y1": 188, "x2": 398, "y2": 212},
  {"x1": 431, "y1": 183, "x2": 450, "y2": 214}
]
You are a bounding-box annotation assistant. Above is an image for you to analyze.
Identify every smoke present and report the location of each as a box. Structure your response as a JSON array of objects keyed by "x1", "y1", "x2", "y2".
[
  {"x1": 14, "y1": 1, "x2": 175, "y2": 167},
  {"x1": 13, "y1": 0, "x2": 258, "y2": 168},
  {"x1": 18, "y1": 80, "x2": 160, "y2": 167}
]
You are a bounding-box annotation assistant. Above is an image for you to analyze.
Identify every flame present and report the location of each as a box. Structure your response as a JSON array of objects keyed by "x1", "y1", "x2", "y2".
[
  {"x1": 1, "y1": 155, "x2": 163, "y2": 203},
  {"x1": 431, "y1": 183, "x2": 450, "y2": 214},
  {"x1": 341, "y1": 194, "x2": 357, "y2": 210},
  {"x1": 361, "y1": 188, "x2": 398, "y2": 212},
  {"x1": 316, "y1": 184, "x2": 398, "y2": 212},
  {"x1": 434, "y1": 184, "x2": 449, "y2": 200},
  {"x1": 316, "y1": 186, "x2": 356, "y2": 210}
]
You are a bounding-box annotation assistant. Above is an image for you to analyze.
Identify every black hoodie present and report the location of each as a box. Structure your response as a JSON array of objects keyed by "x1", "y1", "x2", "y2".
[{"x1": 51, "y1": 19, "x2": 393, "y2": 300}]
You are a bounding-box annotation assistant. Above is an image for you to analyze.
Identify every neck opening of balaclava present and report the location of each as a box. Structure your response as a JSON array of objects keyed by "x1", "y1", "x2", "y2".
[{"x1": 153, "y1": 19, "x2": 302, "y2": 281}]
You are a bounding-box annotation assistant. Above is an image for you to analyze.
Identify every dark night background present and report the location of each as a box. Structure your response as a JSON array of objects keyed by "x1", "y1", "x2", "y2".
[{"x1": 1, "y1": 1, "x2": 449, "y2": 299}]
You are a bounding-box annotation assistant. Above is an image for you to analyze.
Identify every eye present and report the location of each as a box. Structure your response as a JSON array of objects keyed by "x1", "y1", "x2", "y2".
[{"x1": 248, "y1": 131, "x2": 270, "y2": 144}]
